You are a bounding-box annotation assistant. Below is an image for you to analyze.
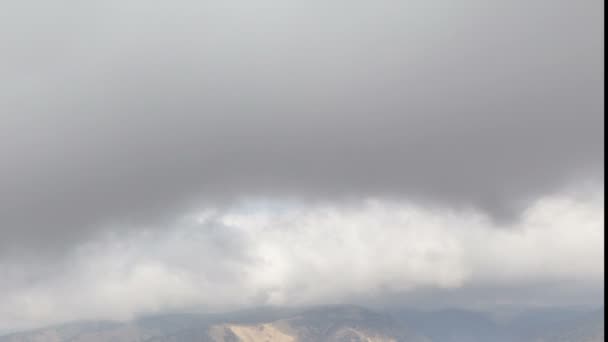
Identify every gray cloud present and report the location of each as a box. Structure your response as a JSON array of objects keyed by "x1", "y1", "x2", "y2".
[{"x1": 0, "y1": 0, "x2": 604, "y2": 252}]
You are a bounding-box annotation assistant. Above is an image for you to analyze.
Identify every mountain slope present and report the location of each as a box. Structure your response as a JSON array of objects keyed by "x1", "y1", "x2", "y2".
[
  {"x1": 1, "y1": 306, "x2": 602, "y2": 342},
  {"x1": 0, "y1": 306, "x2": 429, "y2": 342},
  {"x1": 534, "y1": 310, "x2": 604, "y2": 342}
]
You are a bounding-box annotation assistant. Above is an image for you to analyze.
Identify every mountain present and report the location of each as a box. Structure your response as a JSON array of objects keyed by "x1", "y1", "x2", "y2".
[
  {"x1": 532, "y1": 309, "x2": 604, "y2": 342},
  {"x1": 392, "y1": 308, "x2": 512, "y2": 342},
  {"x1": 1, "y1": 306, "x2": 602, "y2": 342},
  {"x1": 0, "y1": 305, "x2": 429, "y2": 342},
  {"x1": 391, "y1": 307, "x2": 604, "y2": 342}
]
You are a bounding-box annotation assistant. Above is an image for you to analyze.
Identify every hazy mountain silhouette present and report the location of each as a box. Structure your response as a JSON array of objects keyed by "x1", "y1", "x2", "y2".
[{"x1": 0, "y1": 305, "x2": 602, "y2": 342}]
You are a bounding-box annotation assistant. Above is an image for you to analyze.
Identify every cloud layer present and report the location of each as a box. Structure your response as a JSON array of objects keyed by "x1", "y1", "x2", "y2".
[
  {"x1": 0, "y1": 188, "x2": 603, "y2": 331},
  {"x1": 1, "y1": 0, "x2": 604, "y2": 253},
  {"x1": 0, "y1": 0, "x2": 603, "y2": 331}
]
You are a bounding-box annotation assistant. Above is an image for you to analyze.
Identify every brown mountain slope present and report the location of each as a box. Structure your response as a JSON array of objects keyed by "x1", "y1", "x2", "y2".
[
  {"x1": 0, "y1": 306, "x2": 429, "y2": 342},
  {"x1": 208, "y1": 305, "x2": 428, "y2": 342}
]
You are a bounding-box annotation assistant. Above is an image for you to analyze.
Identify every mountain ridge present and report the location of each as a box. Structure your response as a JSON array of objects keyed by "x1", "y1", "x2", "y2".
[{"x1": 1, "y1": 305, "x2": 602, "y2": 342}]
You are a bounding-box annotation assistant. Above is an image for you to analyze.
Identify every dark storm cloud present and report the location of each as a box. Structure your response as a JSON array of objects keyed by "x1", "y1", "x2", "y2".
[{"x1": 0, "y1": 0, "x2": 604, "y2": 251}]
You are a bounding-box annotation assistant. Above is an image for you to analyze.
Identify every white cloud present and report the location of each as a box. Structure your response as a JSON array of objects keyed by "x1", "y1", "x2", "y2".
[{"x1": 0, "y1": 189, "x2": 603, "y2": 331}]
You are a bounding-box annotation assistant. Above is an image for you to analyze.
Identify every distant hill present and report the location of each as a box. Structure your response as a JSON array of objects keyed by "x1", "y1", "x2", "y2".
[
  {"x1": 0, "y1": 305, "x2": 429, "y2": 342},
  {"x1": 392, "y1": 307, "x2": 604, "y2": 342},
  {"x1": 533, "y1": 309, "x2": 604, "y2": 342},
  {"x1": 0, "y1": 305, "x2": 602, "y2": 342},
  {"x1": 392, "y1": 308, "x2": 513, "y2": 342}
]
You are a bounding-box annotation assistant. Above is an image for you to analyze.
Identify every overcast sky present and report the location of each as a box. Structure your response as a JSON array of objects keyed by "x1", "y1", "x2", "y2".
[{"x1": 0, "y1": 0, "x2": 604, "y2": 332}]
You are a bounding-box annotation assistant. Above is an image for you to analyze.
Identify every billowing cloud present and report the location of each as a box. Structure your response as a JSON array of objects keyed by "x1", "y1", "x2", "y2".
[
  {"x1": 0, "y1": 0, "x2": 604, "y2": 253},
  {"x1": 0, "y1": 0, "x2": 603, "y2": 331},
  {"x1": 0, "y1": 188, "x2": 603, "y2": 331}
]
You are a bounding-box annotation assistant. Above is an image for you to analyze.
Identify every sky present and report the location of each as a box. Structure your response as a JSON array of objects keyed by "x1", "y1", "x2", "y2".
[{"x1": 0, "y1": 0, "x2": 604, "y2": 332}]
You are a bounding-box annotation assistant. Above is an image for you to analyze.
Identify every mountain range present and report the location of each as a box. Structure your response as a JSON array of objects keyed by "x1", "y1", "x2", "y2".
[{"x1": 0, "y1": 305, "x2": 603, "y2": 342}]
